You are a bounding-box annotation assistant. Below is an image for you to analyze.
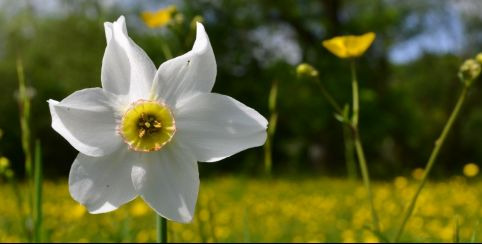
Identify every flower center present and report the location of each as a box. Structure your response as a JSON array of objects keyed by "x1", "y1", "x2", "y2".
[{"x1": 120, "y1": 100, "x2": 175, "y2": 152}]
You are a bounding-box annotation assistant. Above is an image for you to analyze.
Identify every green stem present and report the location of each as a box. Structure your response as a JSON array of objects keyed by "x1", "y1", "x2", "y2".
[
  {"x1": 343, "y1": 125, "x2": 357, "y2": 180},
  {"x1": 350, "y1": 60, "x2": 380, "y2": 233},
  {"x1": 394, "y1": 86, "x2": 469, "y2": 242},
  {"x1": 265, "y1": 80, "x2": 278, "y2": 176},
  {"x1": 350, "y1": 61, "x2": 359, "y2": 127},
  {"x1": 353, "y1": 130, "x2": 380, "y2": 232},
  {"x1": 264, "y1": 134, "x2": 273, "y2": 176},
  {"x1": 17, "y1": 58, "x2": 32, "y2": 179},
  {"x1": 264, "y1": 113, "x2": 277, "y2": 176},
  {"x1": 17, "y1": 57, "x2": 34, "y2": 240},
  {"x1": 313, "y1": 77, "x2": 356, "y2": 179},
  {"x1": 157, "y1": 215, "x2": 167, "y2": 243},
  {"x1": 160, "y1": 41, "x2": 173, "y2": 60},
  {"x1": 33, "y1": 140, "x2": 43, "y2": 243},
  {"x1": 315, "y1": 78, "x2": 343, "y2": 114}
]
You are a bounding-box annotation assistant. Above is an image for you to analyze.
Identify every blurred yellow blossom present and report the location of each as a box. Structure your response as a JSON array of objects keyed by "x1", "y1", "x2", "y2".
[
  {"x1": 136, "y1": 230, "x2": 151, "y2": 243},
  {"x1": 341, "y1": 229, "x2": 356, "y2": 243},
  {"x1": 2, "y1": 177, "x2": 482, "y2": 242},
  {"x1": 394, "y1": 176, "x2": 408, "y2": 189},
  {"x1": 362, "y1": 230, "x2": 379, "y2": 243},
  {"x1": 0, "y1": 157, "x2": 9, "y2": 172},
  {"x1": 141, "y1": 5, "x2": 177, "y2": 28},
  {"x1": 476, "y1": 53, "x2": 482, "y2": 65},
  {"x1": 70, "y1": 204, "x2": 86, "y2": 220},
  {"x1": 130, "y1": 201, "x2": 149, "y2": 217},
  {"x1": 322, "y1": 32, "x2": 375, "y2": 58},
  {"x1": 412, "y1": 167, "x2": 425, "y2": 180},
  {"x1": 463, "y1": 163, "x2": 479, "y2": 178}
]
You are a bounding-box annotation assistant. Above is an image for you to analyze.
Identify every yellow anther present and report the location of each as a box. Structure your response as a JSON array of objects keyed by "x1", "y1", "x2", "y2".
[
  {"x1": 139, "y1": 128, "x2": 146, "y2": 138},
  {"x1": 153, "y1": 121, "x2": 162, "y2": 128}
]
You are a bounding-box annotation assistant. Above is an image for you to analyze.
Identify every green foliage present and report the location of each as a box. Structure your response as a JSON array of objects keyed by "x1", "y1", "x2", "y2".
[{"x1": 0, "y1": 0, "x2": 481, "y2": 177}]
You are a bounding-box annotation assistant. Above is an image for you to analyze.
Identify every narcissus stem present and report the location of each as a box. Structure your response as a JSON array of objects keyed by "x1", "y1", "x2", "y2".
[{"x1": 157, "y1": 215, "x2": 167, "y2": 243}]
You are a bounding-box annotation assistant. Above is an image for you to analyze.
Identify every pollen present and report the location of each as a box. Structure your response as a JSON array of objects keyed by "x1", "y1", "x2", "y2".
[{"x1": 120, "y1": 100, "x2": 175, "y2": 152}]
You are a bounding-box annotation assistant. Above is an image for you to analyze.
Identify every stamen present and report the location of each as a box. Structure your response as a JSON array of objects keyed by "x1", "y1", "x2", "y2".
[
  {"x1": 139, "y1": 128, "x2": 146, "y2": 138},
  {"x1": 120, "y1": 100, "x2": 176, "y2": 152},
  {"x1": 153, "y1": 121, "x2": 162, "y2": 128}
]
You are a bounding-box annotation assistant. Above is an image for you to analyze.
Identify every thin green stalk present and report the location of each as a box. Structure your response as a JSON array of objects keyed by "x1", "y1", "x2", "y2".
[
  {"x1": 263, "y1": 131, "x2": 273, "y2": 176},
  {"x1": 314, "y1": 78, "x2": 342, "y2": 114},
  {"x1": 343, "y1": 125, "x2": 357, "y2": 180},
  {"x1": 157, "y1": 215, "x2": 167, "y2": 243},
  {"x1": 453, "y1": 215, "x2": 460, "y2": 243},
  {"x1": 350, "y1": 60, "x2": 380, "y2": 233},
  {"x1": 353, "y1": 130, "x2": 380, "y2": 232},
  {"x1": 314, "y1": 78, "x2": 356, "y2": 179},
  {"x1": 470, "y1": 221, "x2": 479, "y2": 243},
  {"x1": 264, "y1": 112, "x2": 278, "y2": 176},
  {"x1": 17, "y1": 58, "x2": 32, "y2": 180},
  {"x1": 394, "y1": 86, "x2": 469, "y2": 242},
  {"x1": 207, "y1": 197, "x2": 218, "y2": 243},
  {"x1": 350, "y1": 61, "x2": 359, "y2": 127},
  {"x1": 160, "y1": 41, "x2": 173, "y2": 60},
  {"x1": 17, "y1": 57, "x2": 34, "y2": 240},
  {"x1": 264, "y1": 80, "x2": 278, "y2": 176},
  {"x1": 33, "y1": 140, "x2": 43, "y2": 243}
]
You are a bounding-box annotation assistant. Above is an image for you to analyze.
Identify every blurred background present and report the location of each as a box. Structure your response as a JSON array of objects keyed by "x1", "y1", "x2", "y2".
[{"x1": 1, "y1": 0, "x2": 482, "y2": 180}]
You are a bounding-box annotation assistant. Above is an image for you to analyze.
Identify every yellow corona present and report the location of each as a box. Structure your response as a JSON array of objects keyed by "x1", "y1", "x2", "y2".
[{"x1": 120, "y1": 100, "x2": 176, "y2": 152}]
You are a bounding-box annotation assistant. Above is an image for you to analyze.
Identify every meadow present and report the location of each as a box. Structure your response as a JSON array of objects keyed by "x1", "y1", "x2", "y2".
[
  {"x1": 1, "y1": 175, "x2": 481, "y2": 243},
  {"x1": 2, "y1": 1, "x2": 482, "y2": 243}
]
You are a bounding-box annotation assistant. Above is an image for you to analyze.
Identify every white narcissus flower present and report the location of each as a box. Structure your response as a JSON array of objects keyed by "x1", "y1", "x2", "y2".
[{"x1": 48, "y1": 16, "x2": 267, "y2": 223}]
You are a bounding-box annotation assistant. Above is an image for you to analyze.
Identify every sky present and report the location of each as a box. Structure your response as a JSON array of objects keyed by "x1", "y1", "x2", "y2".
[{"x1": 388, "y1": 3, "x2": 465, "y2": 64}]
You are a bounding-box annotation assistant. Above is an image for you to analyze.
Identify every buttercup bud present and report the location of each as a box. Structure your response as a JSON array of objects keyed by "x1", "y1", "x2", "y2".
[
  {"x1": 0, "y1": 157, "x2": 9, "y2": 174},
  {"x1": 458, "y1": 59, "x2": 481, "y2": 86},
  {"x1": 191, "y1": 15, "x2": 204, "y2": 30},
  {"x1": 476, "y1": 53, "x2": 482, "y2": 65},
  {"x1": 174, "y1": 13, "x2": 184, "y2": 25},
  {"x1": 296, "y1": 63, "x2": 319, "y2": 79}
]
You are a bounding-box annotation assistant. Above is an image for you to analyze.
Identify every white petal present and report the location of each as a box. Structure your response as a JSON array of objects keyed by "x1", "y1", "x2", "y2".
[
  {"x1": 131, "y1": 142, "x2": 199, "y2": 223},
  {"x1": 102, "y1": 16, "x2": 156, "y2": 101},
  {"x1": 174, "y1": 93, "x2": 268, "y2": 162},
  {"x1": 153, "y1": 22, "x2": 216, "y2": 107},
  {"x1": 48, "y1": 88, "x2": 122, "y2": 157},
  {"x1": 69, "y1": 148, "x2": 137, "y2": 214}
]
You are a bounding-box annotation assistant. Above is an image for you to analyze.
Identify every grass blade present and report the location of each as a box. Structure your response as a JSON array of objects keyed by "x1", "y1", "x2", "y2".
[
  {"x1": 471, "y1": 221, "x2": 479, "y2": 243},
  {"x1": 33, "y1": 140, "x2": 43, "y2": 242}
]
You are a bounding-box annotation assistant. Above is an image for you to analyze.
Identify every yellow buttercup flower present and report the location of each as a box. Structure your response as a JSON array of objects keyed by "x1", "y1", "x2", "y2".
[
  {"x1": 141, "y1": 5, "x2": 177, "y2": 28},
  {"x1": 411, "y1": 167, "x2": 425, "y2": 181},
  {"x1": 131, "y1": 201, "x2": 149, "y2": 217},
  {"x1": 0, "y1": 157, "x2": 9, "y2": 175},
  {"x1": 322, "y1": 32, "x2": 376, "y2": 58},
  {"x1": 463, "y1": 163, "x2": 479, "y2": 178}
]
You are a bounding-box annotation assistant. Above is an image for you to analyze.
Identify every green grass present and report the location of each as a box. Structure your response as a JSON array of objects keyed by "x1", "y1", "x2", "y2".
[{"x1": 1, "y1": 175, "x2": 482, "y2": 242}]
